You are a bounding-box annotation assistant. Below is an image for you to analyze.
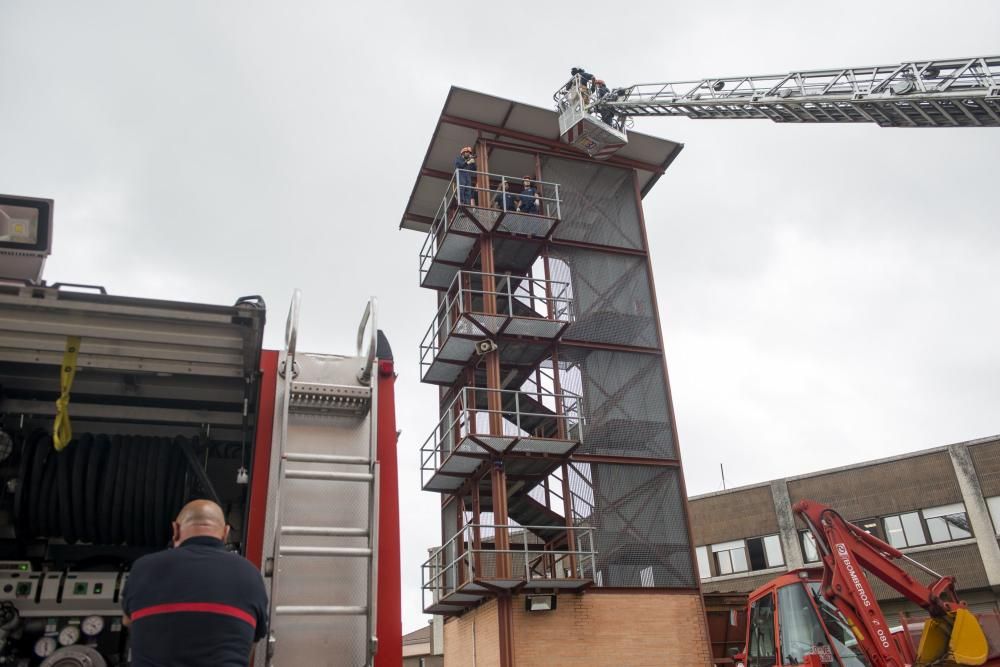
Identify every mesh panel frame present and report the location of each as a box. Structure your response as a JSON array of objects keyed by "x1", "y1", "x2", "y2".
[
  {"x1": 570, "y1": 463, "x2": 695, "y2": 588},
  {"x1": 541, "y1": 157, "x2": 644, "y2": 250},
  {"x1": 560, "y1": 346, "x2": 676, "y2": 460},
  {"x1": 547, "y1": 247, "x2": 659, "y2": 348}
]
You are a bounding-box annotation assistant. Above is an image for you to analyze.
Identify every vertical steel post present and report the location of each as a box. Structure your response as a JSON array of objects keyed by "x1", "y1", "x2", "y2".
[
  {"x1": 456, "y1": 494, "x2": 467, "y2": 587},
  {"x1": 472, "y1": 477, "x2": 482, "y2": 578}
]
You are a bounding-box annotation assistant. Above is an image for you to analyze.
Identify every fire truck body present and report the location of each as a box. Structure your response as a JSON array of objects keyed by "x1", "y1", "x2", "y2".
[{"x1": 0, "y1": 196, "x2": 401, "y2": 666}]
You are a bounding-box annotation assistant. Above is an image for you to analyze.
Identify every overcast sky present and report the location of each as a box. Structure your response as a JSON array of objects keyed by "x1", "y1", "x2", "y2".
[{"x1": 3, "y1": 0, "x2": 999, "y2": 634}]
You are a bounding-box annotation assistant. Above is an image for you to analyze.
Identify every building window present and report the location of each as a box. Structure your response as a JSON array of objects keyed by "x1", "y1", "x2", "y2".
[
  {"x1": 746, "y1": 593, "x2": 776, "y2": 667},
  {"x1": 856, "y1": 518, "x2": 883, "y2": 541},
  {"x1": 695, "y1": 546, "x2": 711, "y2": 580},
  {"x1": 703, "y1": 536, "x2": 783, "y2": 578},
  {"x1": 800, "y1": 530, "x2": 820, "y2": 563},
  {"x1": 923, "y1": 503, "x2": 972, "y2": 543},
  {"x1": 986, "y1": 496, "x2": 1000, "y2": 535},
  {"x1": 712, "y1": 540, "x2": 749, "y2": 575},
  {"x1": 747, "y1": 534, "x2": 784, "y2": 570},
  {"x1": 883, "y1": 511, "x2": 927, "y2": 548}
]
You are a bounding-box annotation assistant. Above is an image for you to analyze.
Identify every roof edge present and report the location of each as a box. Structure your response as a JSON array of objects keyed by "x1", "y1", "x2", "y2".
[{"x1": 689, "y1": 433, "x2": 1000, "y2": 501}]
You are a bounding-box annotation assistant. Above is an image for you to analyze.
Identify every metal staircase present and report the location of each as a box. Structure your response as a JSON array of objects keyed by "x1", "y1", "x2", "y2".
[
  {"x1": 419, "y1": 165, "x2": 597, "y2": 616},
  {"x1": 260, "y1": 292, "x2": 381, "y2": 667}
]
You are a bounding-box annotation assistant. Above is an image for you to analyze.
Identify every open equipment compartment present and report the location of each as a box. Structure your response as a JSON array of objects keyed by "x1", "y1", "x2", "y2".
[{"x1": 0, "y1": 282, "x2": 266, "y2": 666}]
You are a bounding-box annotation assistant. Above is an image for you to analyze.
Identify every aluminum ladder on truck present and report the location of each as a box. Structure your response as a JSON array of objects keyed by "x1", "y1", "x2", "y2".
[{"x1": 260, "y1": 291, "x2": 380, "y2": 667}]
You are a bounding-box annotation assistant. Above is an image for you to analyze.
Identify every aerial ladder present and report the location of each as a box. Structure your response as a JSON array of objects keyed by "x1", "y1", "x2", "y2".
[{"x1": 555, "y1": 56, "x2": 1000, "y2": 158}]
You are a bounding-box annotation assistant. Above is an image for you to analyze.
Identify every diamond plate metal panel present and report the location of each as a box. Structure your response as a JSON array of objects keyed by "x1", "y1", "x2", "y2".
[
  {"x1": 440, "y1": 454, "x2": 486, "y2": 476},
  {"x1": 438, "y1": 336, "x2": 476, "y2": 362},
  {"x1": 452, "y1": 210, "x2": 485, "y2": 234},
  {"x1": 502, "y1": 317, "x2": 564, "y2": 339},
  {"x1": 425, "y1": 474, "x2": 464, "y2": 494},
  {"x1": 477, "y1": 436, "x2": 514, "y2": 452},
  {"x1": 437, "y1": 231, "x2": 476, "y2": 262},
  {"x1": 511, "y1": 438, "x2": 577, "y2": 455},
  {"x1": 497, "y1": 213, "x2": 553, "y2": 237},
  {"x1": 421, "y1": 262, "x2": 458, "y2": 290},
  {"x1": 468, "y1": 314, "x2": 505, "y2": 335},
  {"x1": 421, "y1": 361, "x2": 461, "y2": 385},
  {"x1": 460, "y1": 207, "x2": 500, "y2": 230},
  {"x1": 456, "y1": 438, "x2": 489, "y2": 456}
]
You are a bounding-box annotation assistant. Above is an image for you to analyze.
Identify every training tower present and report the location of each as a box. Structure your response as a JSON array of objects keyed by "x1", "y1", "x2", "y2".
[{"x1": 401, "y1": 88, "x2": 712, "y2": 666}]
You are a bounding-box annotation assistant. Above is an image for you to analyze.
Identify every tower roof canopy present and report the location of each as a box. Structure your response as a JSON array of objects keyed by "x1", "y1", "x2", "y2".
[{"x1": 400, "y1": 86, "x2": 683, "y2": 233}]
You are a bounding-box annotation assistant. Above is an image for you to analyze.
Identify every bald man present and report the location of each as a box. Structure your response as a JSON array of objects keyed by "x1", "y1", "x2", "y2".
[{"x1": 121, "y1": 499, "x2": 269, "y2": 667}]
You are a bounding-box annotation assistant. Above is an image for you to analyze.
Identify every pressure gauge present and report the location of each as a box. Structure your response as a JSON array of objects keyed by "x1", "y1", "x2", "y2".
[
  {"x1": 34, "y1": 636, "x2": 57, "y2": 657},
  {"x1": 81, "y1": 615, "x2": 105, "y2": 636},
  {"x1": 57, "y1": 624, "x2": 81, "y2": 646}
]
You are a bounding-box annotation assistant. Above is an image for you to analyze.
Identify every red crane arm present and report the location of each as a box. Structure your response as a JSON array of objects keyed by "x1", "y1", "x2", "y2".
[{"x1": 795, "y1": 500, "x2": 964, "y2": 666}]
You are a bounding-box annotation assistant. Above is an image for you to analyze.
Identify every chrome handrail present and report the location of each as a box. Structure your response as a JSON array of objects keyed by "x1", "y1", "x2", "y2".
[
  {"x1": 356, "y1": 297, "x2": 377, "y2": 385},
  {"x1": 419, "y1": 386, "x2": 584, "y2": 484},
  {"x1": 418, "y1": 270, "x2": 574, "y2": 374},
  {"x1": 418, "y1": 168, "x2": 564, "y2": 283},
  {"x1": 421, "y1": 524, "x2": 598, "y2": 604}
]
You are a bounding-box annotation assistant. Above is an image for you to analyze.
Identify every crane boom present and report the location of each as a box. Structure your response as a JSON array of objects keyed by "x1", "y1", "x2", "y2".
[
  {"x1": 609, "y1": 56, "x2": 1000, "y2": 126},
  {"x1": 555, "y1": 56, "x2": 1000, "y2": 157}
]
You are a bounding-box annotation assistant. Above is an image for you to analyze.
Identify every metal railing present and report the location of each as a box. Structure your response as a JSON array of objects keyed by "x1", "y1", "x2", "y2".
[
  {"x1": 418, "y1": 169, "x2": 563, "y2": 282},
  {"x1": 444, "y1": 169, "x2": 561, "y2": 218},
  {"x1": 528, "y1": 465, "x2": 596, "y2": 521},
  {"x1": 420, "y1": 386, "x2": 583, "y2": 484},
  {"x1": 418, "y1": 270, "x2": 574, "y2": 376},
  {"x1": 422, "y1": 524, "x2": 597, "y2": 606}
]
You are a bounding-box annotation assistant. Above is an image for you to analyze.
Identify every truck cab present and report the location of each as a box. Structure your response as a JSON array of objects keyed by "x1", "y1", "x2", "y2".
[{"x1": 737, "y1": 569, "x2": 878, "y2": 667}]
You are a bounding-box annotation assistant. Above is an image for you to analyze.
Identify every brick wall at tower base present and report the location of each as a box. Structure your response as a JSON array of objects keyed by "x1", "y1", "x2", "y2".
[
  {"x1": 445, "y1": 593, "x2": 713, "y2": 666},
  {"x1": 443, "y1": 600, "x2": 500, "y2": 667}
]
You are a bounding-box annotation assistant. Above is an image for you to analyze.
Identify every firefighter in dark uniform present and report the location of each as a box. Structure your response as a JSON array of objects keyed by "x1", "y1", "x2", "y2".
[
  {"x1": 518, "y1": 177, "x2": 541, "y2": 214},
  {"x1": 122, "y1": 499, "x2": 269, "y2": 667},
  {"x1": 454, "y1": 146, "x2": 477, "y2": 205}
]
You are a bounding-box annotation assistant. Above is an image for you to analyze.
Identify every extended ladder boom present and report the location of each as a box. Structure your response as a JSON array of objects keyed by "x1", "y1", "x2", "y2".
[
  {"x1": 556, "y1": 56, "x2": 1000, "y2": 158},
  {"x1": 605, "y1": 56, "x2": 1000, "y2": 127}
]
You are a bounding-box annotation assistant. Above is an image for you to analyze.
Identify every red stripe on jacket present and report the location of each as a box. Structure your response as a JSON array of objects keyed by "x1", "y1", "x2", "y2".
[{"x1": 130, "y1": 602, "x2": 256, "y2": 629}]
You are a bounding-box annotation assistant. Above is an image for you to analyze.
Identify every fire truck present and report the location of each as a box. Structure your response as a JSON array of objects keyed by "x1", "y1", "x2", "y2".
[{"x1": 0, "y1": 194, "x2": 400, "y2": 666}]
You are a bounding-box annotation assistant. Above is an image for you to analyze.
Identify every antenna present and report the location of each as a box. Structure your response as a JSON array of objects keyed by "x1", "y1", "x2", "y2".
[{"x1": 720, "y1": 463, "x2": 726, "y2": 490}]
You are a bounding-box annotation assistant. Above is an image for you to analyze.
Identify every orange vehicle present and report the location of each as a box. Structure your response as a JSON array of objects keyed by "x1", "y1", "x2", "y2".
[{"x1": 726, "y1": 500, "x2": 1000, "y2": 666}]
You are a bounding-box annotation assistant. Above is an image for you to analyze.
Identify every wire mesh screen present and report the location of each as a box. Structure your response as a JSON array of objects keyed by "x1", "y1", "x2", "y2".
[
  {"x1": 547, "y1": 247, "x2": 658, "y2": 348},
  {"x1": 570, "y1": 462, "x2": 695, "y2": 587},
  {"x1": 540, "y1": 156, "x2": 644, "y2": 250},
  {"x1": 559, "y1": 346, "x2": 676, "y2": 459}
]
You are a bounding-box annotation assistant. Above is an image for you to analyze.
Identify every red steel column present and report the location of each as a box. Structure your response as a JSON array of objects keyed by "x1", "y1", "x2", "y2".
[
  {"x1": 246, "y1": 349, "x2": 278, "y2": 568},
  {"x1": 375, "y1": 356, "x2": 402, "y2": 667}
]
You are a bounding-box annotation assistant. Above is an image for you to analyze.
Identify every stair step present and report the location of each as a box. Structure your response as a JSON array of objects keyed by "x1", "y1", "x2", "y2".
[
  {"x1": 280, "y1": 546, "x2": 373, "y2": 558},
  {"x1": 285, "y1": 470, "x2": 374, "y2": 482},
  {"x1": 275, "y1": 605, "x2": 368, "y2": 616},
  {"x1": 285, "y1": 452, "x2": 370, "y2": 465},
  {"x1": 281, "y1": 526, "x2": 369, "y2": 537}
]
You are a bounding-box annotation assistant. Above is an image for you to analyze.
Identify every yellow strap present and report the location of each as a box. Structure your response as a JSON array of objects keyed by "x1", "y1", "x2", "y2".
[{"x1": 53, "y1": 336, "x2": 81, "y2": 451}]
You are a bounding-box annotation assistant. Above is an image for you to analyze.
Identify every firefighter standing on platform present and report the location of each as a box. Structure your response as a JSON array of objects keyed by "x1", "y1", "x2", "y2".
[{"x1": 455, "y1": 146, "x2": 477, "y2": 205}]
